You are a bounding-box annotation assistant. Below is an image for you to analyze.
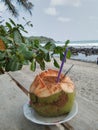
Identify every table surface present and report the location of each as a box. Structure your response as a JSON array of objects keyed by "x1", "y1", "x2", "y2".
[{"x1": 0, "y1": 61, "x2": 98, "y2": 130}]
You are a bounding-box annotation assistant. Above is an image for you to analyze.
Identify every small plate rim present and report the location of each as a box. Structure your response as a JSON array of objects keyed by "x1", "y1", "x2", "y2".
[{"x1": 23, "y1": 100, "x2": 78, "y2": 125}]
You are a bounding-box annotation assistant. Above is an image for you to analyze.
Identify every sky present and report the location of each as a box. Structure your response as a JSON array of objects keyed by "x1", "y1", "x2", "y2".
[{"x1": 0, "y1": 0, "x2": 98, "y2": 42}]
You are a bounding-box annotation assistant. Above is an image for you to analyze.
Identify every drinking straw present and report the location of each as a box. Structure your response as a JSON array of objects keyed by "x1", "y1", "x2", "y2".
[
  {"x1": 56, "y1": 48, "x2": 68, "y2": 83},
  {"x1": 63, "y1": 64, "x2": 74, "y2": 77},
  {"x1": 62, "y1": 64, "x2": 74, "y2": 80}
]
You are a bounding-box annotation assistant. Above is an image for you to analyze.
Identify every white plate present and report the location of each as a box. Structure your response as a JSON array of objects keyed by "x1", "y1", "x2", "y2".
[{"x1": 23, "y1": 101, "x2": 78, "y2": 125}]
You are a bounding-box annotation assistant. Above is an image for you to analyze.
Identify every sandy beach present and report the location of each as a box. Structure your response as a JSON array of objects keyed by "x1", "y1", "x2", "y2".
[
  {"x1": 62, "y1": 59, "x2": 98, "y2": 106},
  {"x1": 0, "y1": 59, "x2": 98, "y2": 130},
  {"x1": 44, "y1": 59, "x2": 98, "y2": 106}
]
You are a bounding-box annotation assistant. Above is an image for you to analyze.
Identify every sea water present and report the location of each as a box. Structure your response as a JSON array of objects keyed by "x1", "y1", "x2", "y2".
[
  {"x1": 56, "y1": 40, "x2": 98, "y2": 48},
  {"x1": 56, "y1": 40, "x2": 98, "y2": 62},
  {"x1": 71, "y1": 53, "x2": 98, "y2": 62},
  {"x1": 41, "y1": 40, "x2": 98, "y2": 62}
]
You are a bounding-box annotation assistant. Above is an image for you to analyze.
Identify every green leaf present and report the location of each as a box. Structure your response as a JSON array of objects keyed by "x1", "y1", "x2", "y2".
[
  {"x1": 30, "y1": 59, "x2": 36, "y2": 71},
  {"x1": 0, "y1": 36, "x2": 11, "y2": 47},
  {"x1": 6, "y1": 22, "x2": 12, "y2": 29},
  {"x1": 13, "y1": 30, "x2": 23, "y2": 44},
  {"x1": 60, "y1": 52, "x2": 64, "y2": 61},
  {"x1": 5, "y1": 57, "x2": 22, "y2": 71},
  {"x1": 53, "y1": 46, "x2": 63, "y2": 54},
  {"x1": 0, "y1": 25, "x2": 7, "y2": 36},
  {"x1": 39, "y1": 46, "x2": 48, "y2": 54},
  {"x1": 53, "y1": 58, "x2": 60, "y2": 68},
  {"x1": 67, "y1": 50, "x2": 71, "y2": 59},
  {"x1": 19, "y1": 27, "x2": 28, "y2": 33},
  {"x1": 44, "y1": 42, "x2": 56, "y2": 51},
  {"x1": 30, "y1": 24, "x2": 33, "y2": 27},
  {"x1": 65, "y1": 40, "x2": 70, "y2": 46},
  {"x1": 17, "y1": 24, "x2": 28, "y2": 33},
  {"x1": 40, "y1": 61, "x2": 45, "y2": 70},
  {"x1": 17, "y1": 24, "x2": 24, "y2": 29},
  {"x1": 18, "y1": 43, "x2": 27, "y2": 52},
  {"x1": 17, "y1": 43, "x2": 33, "y2": 60},
  {"x1": 0, "y1": 52, "x2": 5, "y2": 60},
  {"x1": 9, "y1": 18, "x2": 16, "y2": 26},
  {"x1": 16, "y1": 52, "x2": 25, "y2": 62},
  {"x1": 34, "y1": 39, "x2": 40, "y2": 47},
  {"x1": 0, "y1": 52, "x2": 6, "y2": 68},
  {"x1": 44, "y1": 52, "x2": 51, "y2": 62},
  {"x1": 36, "y1": 54, "x2": 45, "y2": 70},
  {"x1": 0, "y1": 60, "x2": 6, "y2": 68}
]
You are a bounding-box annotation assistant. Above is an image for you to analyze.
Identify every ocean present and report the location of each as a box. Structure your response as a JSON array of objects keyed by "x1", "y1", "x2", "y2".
[{"x1": 56, "y1": 40, "x2": 98, "y2": 63}]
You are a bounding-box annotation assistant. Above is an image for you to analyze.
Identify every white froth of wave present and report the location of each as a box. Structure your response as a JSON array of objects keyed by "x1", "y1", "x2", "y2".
[
  {"x1": 41, "y1": 40, "x2": 98, "y2": 48},
  {"x1": 55, "y1": 42, "x2": 98, "y2": 48}
]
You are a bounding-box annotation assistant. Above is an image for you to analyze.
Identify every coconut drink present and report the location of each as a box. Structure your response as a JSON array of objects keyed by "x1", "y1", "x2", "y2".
[{"x1": 29, "y1": 69, "x2": 75, "y2": 117}]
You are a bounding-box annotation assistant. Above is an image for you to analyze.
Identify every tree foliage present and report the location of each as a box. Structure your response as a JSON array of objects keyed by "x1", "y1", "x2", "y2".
[
  {"x1": 0, "y1": 19, "x2": 71, "y2": 73},
  {"x1": 1, "y1": 0, "x2": 33, "y2": 17}
]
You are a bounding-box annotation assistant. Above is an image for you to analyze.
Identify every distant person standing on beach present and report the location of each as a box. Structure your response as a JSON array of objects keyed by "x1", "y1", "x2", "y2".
[{"x1": 97, "y1": 57, "x2": 98, "y2": 65}]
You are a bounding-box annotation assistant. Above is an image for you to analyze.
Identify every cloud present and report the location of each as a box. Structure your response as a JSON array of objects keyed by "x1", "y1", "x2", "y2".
[
  {"x1": 50, "y1": 0, "x2": 81, "y2": 7},
  {"x1": 44, "y1": 7, "x2": 58, "y2": 16},
  {"x1": 58, "y1": 17, "x2": 71, "y2": 22},
  {"x1": 44, "y1": 0, "x2": 81, "y2": 17}
]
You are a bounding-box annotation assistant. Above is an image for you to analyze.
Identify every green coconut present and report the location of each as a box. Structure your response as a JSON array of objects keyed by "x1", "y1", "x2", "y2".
[{"x1": 29, "y1": 69, "x2": 75, "y2": 117}]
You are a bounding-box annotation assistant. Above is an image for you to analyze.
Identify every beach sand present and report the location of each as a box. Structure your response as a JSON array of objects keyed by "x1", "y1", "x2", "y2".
[{"x1": 63, "y1": 59, "x2": 98, "y2": 106}]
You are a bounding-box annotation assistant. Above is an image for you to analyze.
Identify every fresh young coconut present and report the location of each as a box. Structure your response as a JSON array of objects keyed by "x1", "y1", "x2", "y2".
[{"x1": 29, "y1": 69, "x2": 75, "y2": 117}]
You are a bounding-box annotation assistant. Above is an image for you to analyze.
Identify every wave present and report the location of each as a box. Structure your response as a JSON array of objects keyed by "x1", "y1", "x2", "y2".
[
  {"x1": 56, "y1": 41, "x2": 98, "y2": 48},
  {"x1": 55, "y1": 41, "x2": 98, "y2": 62}
]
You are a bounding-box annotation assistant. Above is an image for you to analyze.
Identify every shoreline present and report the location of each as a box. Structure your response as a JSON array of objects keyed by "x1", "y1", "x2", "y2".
[
  {"x1": 62, "y1": 58, "x2": 98, "y2": 67},
  {"x1": 69, "y1": 46, "x2": 98, "y2": 62},
  {"x1": 70, "y1": 57, "x2": 97, "y2": 64},
  {"x1": 55, "y1": 54, "x2": 98, "y2": 64}
]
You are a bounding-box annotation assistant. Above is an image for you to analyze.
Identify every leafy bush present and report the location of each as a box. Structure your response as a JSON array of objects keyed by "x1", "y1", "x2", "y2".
[{"x1": 0, "y1": 19, "x2": 71, "y2": 73}]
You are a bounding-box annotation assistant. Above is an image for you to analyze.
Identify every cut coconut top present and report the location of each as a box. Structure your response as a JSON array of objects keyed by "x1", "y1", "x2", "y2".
[{"x1": 30, "y1": 69, "x2": 75, "y2": 97}]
